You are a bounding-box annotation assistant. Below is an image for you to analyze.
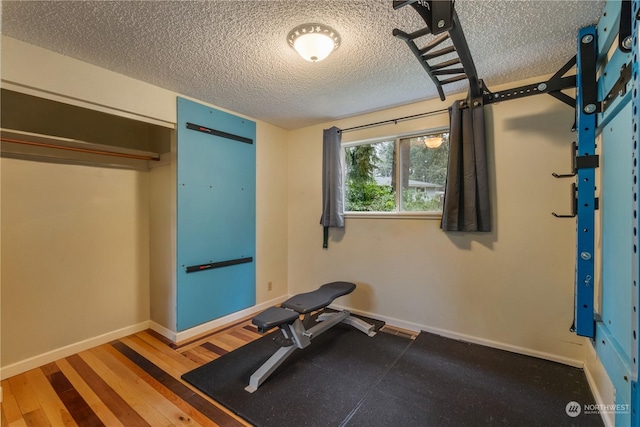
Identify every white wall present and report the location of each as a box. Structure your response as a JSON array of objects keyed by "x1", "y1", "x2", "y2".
[{"x1": 287, "y1": 78, "x2": 587, "y2": 365}]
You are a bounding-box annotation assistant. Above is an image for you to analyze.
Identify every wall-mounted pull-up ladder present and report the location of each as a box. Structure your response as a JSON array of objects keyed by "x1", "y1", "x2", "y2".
[
  {"x1": 392, "y1": 0, "x2": 581, "y2": 109},
  {"x1": 392, "y1": 0, "x2": 482, "y2": 104}
]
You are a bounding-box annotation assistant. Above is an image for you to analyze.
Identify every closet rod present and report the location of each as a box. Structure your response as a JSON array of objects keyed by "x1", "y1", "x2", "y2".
[
  {"x1": 1, "y1": 136, "x2": 160, "y2": 161},
  {"x1": 340, "y1": 108, "x2": 449, "y2": 133}
]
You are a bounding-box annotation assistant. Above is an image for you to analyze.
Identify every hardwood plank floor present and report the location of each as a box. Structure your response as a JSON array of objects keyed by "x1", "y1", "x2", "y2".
[{"x1": 1, "y1": 318, "x2": 263, "y2": 427}]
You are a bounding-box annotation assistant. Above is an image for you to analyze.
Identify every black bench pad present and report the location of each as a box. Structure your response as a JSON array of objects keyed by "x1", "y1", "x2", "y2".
[
  {"x1": 252, "y1": 307, "x2": 300, "y2": 333},
  {"x1": 281, "y1": 281, "x2": 356, "y2": 314}
]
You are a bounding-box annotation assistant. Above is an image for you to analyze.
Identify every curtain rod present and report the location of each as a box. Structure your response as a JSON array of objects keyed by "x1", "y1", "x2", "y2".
[{"x1": 340, "y1": 108, "x2": 449, "y2": 133}]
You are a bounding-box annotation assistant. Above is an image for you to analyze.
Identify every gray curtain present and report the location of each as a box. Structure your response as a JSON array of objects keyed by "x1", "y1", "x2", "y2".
[
  {"x1": 441, "y1": 101, "x2": 491, "y2": 232},
  {"x1": 319, "y1": 126, "x2": 344, "y2": 248}
]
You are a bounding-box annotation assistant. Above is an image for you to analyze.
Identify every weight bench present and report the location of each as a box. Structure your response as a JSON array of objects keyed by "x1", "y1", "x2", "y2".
[{"x1": 245, "y1": 281, "x2": 376, "y2": 393}]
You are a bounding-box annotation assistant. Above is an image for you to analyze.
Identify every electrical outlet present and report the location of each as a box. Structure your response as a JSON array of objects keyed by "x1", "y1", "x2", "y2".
[{"x1": 268, "y1": 281, "x2": 272, "y2": 291}]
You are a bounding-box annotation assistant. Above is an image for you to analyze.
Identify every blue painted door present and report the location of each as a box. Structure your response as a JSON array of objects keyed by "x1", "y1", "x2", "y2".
[{"x1": 176, "y1": 97, "x2": 256, "y2": 331}]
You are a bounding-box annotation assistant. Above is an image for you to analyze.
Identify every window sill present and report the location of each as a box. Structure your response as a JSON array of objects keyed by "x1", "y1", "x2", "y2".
[{"x1": 344, "y1": 211, "x2": 442, "y2": 220}]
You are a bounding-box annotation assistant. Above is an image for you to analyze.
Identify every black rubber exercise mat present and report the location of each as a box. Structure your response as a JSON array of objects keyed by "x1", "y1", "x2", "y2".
[
  {"x1": 346, "y1": 331, "x2": 604, "y2": 427},
  {"x1": 183, "y1": 326, "x2": 603, "y2": 427},
  {"x1": 182, "y1": 320, "x2": 409, "y2": 427}
]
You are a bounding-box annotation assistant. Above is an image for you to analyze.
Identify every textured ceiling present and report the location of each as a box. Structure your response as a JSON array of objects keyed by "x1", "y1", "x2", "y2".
[{"x1": 1, "y1": 1, "x2": 604, "y2": 130}]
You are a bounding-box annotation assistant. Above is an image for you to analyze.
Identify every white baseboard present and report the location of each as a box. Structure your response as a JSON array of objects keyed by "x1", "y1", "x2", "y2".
[
  {"x1": 332, "y1": 304, "x2": 585, "y2": 368},
  {"x1": 0, "y1": 298, "x2": 589, "y2": 388},
  {"x1": 148, "y1": 320, "x2": 179, "y2": 342},
  {"x1": 150, "y1": 295, "x2": 290, "y2": 343},
  {"x1": 0, "y1": 296, "x2": 290, "y2": 380},
  {"x1": 0, "y1": 321, "x2": 150, "y2": 380}
]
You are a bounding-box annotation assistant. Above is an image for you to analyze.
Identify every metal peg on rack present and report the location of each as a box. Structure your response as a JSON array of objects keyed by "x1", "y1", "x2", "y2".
[
  {"x1": 552, "y1": 141, "x2": 577, "y2": 178},
  {"x1": 552, "y1": 183, "x2": 577, "y2": 218}
]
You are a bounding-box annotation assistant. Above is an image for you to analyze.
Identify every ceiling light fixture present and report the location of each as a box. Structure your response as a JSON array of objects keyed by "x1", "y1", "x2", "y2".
[
  {"x1": 424, "y1": 135, "x2": 444, "y2": 149},
  {"x1": 287, "y1": 23, "x2": 341, "y2": 62}
]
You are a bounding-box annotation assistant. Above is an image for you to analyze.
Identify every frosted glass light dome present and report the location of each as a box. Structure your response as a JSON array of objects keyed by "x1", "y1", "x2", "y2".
[{"x1": 288, "y1": 24, "x2": 341, "y2": 62}]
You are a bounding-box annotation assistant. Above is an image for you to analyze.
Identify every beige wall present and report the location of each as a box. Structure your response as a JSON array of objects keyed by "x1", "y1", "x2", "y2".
[
  {"x1": 148, "y1": 158, "x2": 177, "y2": 330},
  {"x1": 1, "y1": 37, "x2": 176, "y2": 126},
  {"x1": 1, "y1": 36, "x2": 289, "y2": 367},
  {"x1": 256, "y1": 124, "x2": 289, "y2": 302},
  {"x1": 1, "y1": 34, "x2": 586, "y2": 371},
  {"x1": 1, "y1": 159, "x2": 150, "y2": 366},
  {"x1": 287, "y1": 80, "x2": 585, "y2": 364}
]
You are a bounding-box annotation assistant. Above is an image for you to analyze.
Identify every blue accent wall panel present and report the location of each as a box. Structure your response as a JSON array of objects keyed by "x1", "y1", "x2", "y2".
[
  {"x1": 598, "y1": 102, "x2": 634, "y2": 427},
  {"x1": 176, "y1": 97, "x2": 256, "y2": 331},
  {"x1": 631, "y1": 0, "x2": 640, "y2": 422},
  {"x1": 589, "y1": 0, "x2": 639, "y2": 423},
  {"x1": 601, "y1": 103, "x2": 633, "y2": 361}
]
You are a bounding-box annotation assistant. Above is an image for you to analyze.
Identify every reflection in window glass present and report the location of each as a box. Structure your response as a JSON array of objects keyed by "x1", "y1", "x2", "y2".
[{"x1": 399, "y1": 133, "x2": 449, "y2": 212}]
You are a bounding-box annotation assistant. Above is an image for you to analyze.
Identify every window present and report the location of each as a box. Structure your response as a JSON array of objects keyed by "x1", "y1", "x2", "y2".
[{"x1": 343, "y1": 129, "x2": 449, "y2": 215}]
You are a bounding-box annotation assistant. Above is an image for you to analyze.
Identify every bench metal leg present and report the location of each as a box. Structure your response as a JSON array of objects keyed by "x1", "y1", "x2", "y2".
[
  {"x1": 245, "y1": 319, "x2": 308, "y2": 393},
  {"x1": 317, "y1": 312, "x2": 377, "y2": 337},
  {"x1": 304, "y1": 310, "x2": 350, "y2": 339},
  {"x1": 341, "y1": 316, "x2": 377, "y2": 337},
  {"x1": 245, "y1": 344, "x2": 297, "y2": 393}
]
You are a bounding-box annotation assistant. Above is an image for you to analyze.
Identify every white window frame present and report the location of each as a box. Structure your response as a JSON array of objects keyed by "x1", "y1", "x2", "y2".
[{"x1": 342, "y1": 127, "x2": 449, "y2": 220}]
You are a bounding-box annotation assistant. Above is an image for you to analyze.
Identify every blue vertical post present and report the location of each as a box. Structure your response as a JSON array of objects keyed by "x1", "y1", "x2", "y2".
[{"x1": 575, "y1": 25, "x2": 597, "y2": 338}]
